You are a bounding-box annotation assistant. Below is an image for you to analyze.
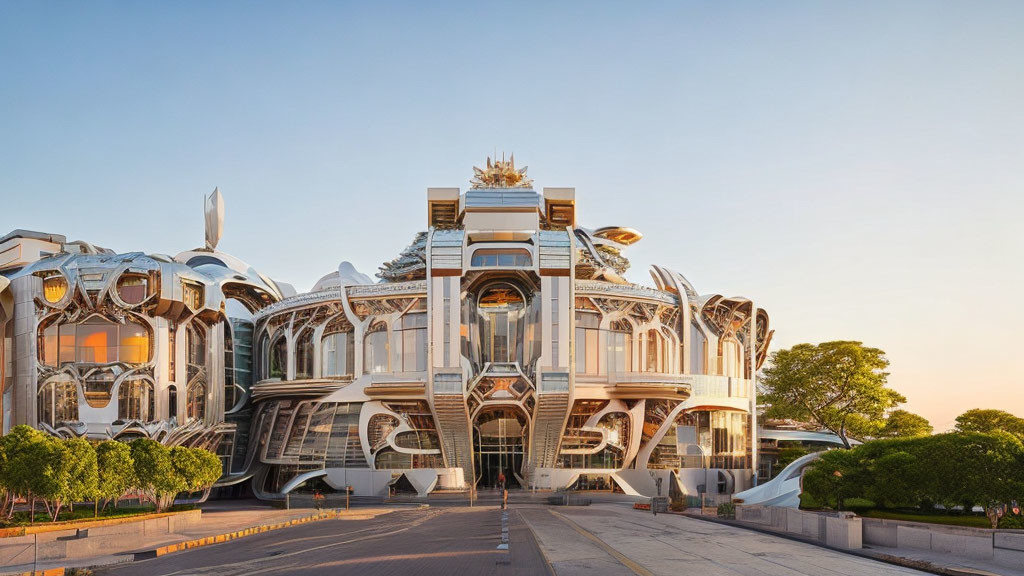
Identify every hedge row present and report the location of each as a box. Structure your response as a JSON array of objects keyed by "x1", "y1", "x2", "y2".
[
  {"x1": 802, "y1": 431, "x2": 1024, "y2": 528},
  {"x1": 0, "y1": 425, "x2": 222, "y2": 522}
]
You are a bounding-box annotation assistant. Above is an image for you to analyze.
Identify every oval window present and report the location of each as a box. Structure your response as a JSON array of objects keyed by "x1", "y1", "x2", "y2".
[
  {"x1": 117, "y1": 274, "x2": 148, "y2": 305},
  {"x1": 43, "y1": 276, "x2": 67, "y2": 304}
]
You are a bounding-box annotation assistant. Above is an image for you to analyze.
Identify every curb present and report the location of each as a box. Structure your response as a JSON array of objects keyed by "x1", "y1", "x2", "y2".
[
  {"x1": 5, "y1": 508, "x2": 391, "y2": 576},
  {"x1": 6, "y1": 569, "x2": 64, "y2": 576},
  {"x1": 681, "y1": 512, "x2": 995, "y2": 576},
  {"x1": 133, "y1": 508, "x2": 384, "y2": 560}
]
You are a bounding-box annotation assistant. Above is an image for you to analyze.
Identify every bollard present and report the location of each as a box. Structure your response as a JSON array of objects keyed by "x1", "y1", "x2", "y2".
[{"x1": 346, "y1": 485, "x2": 351, "y2": 511}]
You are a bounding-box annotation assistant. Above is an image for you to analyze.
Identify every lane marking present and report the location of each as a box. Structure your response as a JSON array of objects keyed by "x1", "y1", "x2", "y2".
[{"x1": 549, "y1": 509, "x2": 654, "y2": 576}]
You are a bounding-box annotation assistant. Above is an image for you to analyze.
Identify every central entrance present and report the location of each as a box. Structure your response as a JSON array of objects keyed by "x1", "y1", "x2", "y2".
[{"x1": 473, "y1": 407, "x2": 528, "y2": 489}]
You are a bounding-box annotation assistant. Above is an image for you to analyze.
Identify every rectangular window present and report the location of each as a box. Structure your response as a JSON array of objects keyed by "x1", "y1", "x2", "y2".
[
  {"x1": 551, "y1": 278, "x2": 559, "y2": 365},
  {"x1": 443, "y1": 280, "x2": 451, "y2": 365}
]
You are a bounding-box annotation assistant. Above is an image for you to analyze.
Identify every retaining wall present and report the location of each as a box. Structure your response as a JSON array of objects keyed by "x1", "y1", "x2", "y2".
[
  {"x1": 734, "y1": 504, "x2": 862, "y2": 549},
  {"x1": 862, "y1": 516, "x2": 1024, "y2": 569},
  {"x1": 0, "y1": 509, "x2": 202, "y2": 568}
]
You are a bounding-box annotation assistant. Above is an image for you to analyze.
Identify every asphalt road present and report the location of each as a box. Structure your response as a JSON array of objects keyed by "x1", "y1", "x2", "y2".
[{"x1": 94, "y1": 507, "x2": 553, "y2": 576}]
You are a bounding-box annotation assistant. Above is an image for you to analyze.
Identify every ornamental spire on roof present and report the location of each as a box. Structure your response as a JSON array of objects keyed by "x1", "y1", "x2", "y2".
[{"x1": 470, "y1": 153, "x2": 533, "y2": 189}]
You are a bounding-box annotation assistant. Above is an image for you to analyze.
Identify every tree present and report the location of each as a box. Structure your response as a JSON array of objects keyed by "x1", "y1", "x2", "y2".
[
  {"x1": 56, "y1": 438, "x2": 97, "y2": 520},
  {"x1": 955, "y1": 409, "x2": 1024, "y2": 439},
  {"x1": 95, "y1": 441, "x2": 136, "y2": 514},
  {"x1": 29, "y1": 436, "x2": 70, "y2": 523},
  {"x1": 878, "y1": 410, "x2": 933, "y2": 438},
  {"x1": 130, "y1": 439, "x2": 185, "y2": 512},
  {"x1": 0, "y1": 425, "x2": 53, "y2": 522},
  {"x1": 171, "y1": 447, "x2": 222, "y2": 495},
  {"x1": 760, "y1": 341, "x2": 905, "y2": 448}
]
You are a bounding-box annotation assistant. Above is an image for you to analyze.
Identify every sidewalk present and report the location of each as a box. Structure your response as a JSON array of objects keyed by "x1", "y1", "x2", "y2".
[
  {"x1": 687, "y1": 511, "x2": 1024, "y2": 576},
  {"x1": 0, "y1": 499, "x2": 397, "y2": 575}
]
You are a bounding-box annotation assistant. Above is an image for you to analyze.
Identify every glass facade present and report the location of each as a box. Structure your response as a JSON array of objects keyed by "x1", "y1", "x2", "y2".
[{"x1": 39, "y1": 317, "x2": 150, "y2": 366}]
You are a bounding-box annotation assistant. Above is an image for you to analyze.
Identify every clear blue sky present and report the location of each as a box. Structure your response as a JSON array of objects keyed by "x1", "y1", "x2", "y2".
[{"x1": 2, "y1": 1, "x2": 1022, "y2": 430}]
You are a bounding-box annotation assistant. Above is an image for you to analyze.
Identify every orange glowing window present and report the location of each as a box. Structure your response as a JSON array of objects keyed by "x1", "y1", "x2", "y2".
[{"x1": 43, "y1": 276, "x2": 67, "y2": 303}]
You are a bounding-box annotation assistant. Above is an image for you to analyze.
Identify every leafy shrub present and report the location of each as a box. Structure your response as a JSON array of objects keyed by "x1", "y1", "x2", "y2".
[
  {"x1": 717, "y1": 502, "x2": 735, "y2": 518},
  {"x1": 799, "y1": 492, "x2": 824, "y2": 510},
  {"x1": 998, "y1": 513, "x2": 1024, "y2": 529},
  {"x1": 801, "y1": 432, "x2": 1024, "y2": 527},
  {"x1": 843, "y1": 498, "x2": 876, "y2": 512}
]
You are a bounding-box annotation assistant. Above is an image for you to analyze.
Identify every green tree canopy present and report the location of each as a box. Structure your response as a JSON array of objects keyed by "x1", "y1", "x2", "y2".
[
  {"x1": 878, "y1": 410, "x2": 933, "y2": 438},
  {"x1": 58, "y1": 438, "x2": 98, "y2": 519},
  {"x1": 130, "y1": 438, "x2": 186, "y2": 512},
  {"x1": 955, "y1": 409, "x2": 1024, "y2": 439},
  {"x1": 0, "y1": 425, "x2": 53, "y2": 520},
  {"x1": 96, "y1": 440, "x2": 135, "y2": 511},
  {"x1": 760, "y1": 341, "x2": 905, "y2": 448},
  {"x1": 801, "y1": 432, "x2": 1024, "y2": 527},
  {"x1": 171, "y1": 447, "x2": 223, "y2": 494}
]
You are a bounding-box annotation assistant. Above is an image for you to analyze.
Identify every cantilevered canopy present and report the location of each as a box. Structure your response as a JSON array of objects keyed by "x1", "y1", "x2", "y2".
[{"x1": 592, "y1": 226, "x2": 643, "y2": 246}]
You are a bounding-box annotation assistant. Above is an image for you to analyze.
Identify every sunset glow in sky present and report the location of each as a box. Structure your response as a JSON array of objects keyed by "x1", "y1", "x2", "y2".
[{"x1": 2, "y1": 2, "x2": 1022, "y2": 430}]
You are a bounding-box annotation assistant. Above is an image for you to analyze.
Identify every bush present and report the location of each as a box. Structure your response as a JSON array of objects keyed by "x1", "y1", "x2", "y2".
[
  {"x1": 799, "y1": 492, "x2": 824, "y2": 510},
  {"x1": 717, "y1": 502, "x2": 735, "y2": 518},
  {"x1": 843, "y1": 498, "x2": 876, "y2": 512},
  {"x1": 801, "y1": 432, "x2": 1024, "y2": 527},
  {"x1": 999, "y1": 513, "x2": 1024, "y2": 529}
]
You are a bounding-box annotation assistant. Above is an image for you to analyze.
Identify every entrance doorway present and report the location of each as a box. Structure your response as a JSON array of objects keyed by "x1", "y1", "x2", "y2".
[{"x1": 473, "y1": 407, "x2": 528, "y2": 489}]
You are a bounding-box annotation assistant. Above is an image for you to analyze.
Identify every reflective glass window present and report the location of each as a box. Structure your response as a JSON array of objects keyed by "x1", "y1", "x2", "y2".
[
  {"x1": 471, "y1": 249, "x2": 531, "y2": 267},
  {"x1": 398, "y1": 313, "x2": 427, "y2": 372},
  {"x1": 116, "y1": 275, "x2": 148, "y2": 305},
  {"x1": 364, "y1": 323, "x2": 389, "y2": 373},
  {"x1": 43, "y1": 276, "x2": 67, "y2": 303},
  {"x1": 321, "y1": 332, "x2": 354, "y2": 378},
  {"x1": 295, "y1": 329, "x2": 314, "y2": 379},
  {"x1": 117, "y1": 379, "x2": 154, "y2": 421}
]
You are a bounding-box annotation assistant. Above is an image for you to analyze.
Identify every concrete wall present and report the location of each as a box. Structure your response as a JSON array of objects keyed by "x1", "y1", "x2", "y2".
[
  {"x1": 736, "y1": 505, "x2": 1024, "y2": 570},
  {"x1": 0, "y1": 509, "x2": 202, "y2": 567},
  {"x1": 862, "y1": 517, "x2": 1024, "y2": 569},
  {"x1": 735, "y1": 504, "x2": 862, "y2": 550}
]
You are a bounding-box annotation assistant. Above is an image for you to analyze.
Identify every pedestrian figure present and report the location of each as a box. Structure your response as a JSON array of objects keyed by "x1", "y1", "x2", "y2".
[{"x1": 497, "y1": 471, "x2": 506, "y2": 493}]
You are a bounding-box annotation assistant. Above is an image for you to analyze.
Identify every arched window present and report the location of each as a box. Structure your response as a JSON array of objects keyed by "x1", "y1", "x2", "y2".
[
  {"x1": 167, "y1": 384, "x2": 178, "y2": 421},
  {"x1": 268, "y1": 332, "x2": 287, "y2": 380},
  {"x1": 396, "y1": 312, "x2": 427, "y2": 372},
  {"x1": 363, "y1": 322, "x2": 389, "y2": 374},
  {"x1": 38, "y1": 379, "x2": 78, "y2": 427},
  {"x1": 294, "y1": 328, "x2": 314, "y2": 379},
  {"x1": 38, "y1": 317, "x2": 150, "y2": 366},
  {"x1": 606, "y1": 320, "x2": 633, "y2": 374},
  {"x1": 721, "y1": 339, "x2": 742, "y2": 378},
  {"x1": 117, "y1": 378, "x2": 154, "y2": 421},
  {"x1": 185, "y1": 323, "x2": 206, "y2": 383},
  {"x1": 470, "y1": 248, "x2": 532, "y2": 267},
  {"x1": 646, "y1": 329, "x2": 667, "y2": 373},
  {"x1": 186, "y1": 381, "x2": 206, "y2": 421},
  {"x1": 321, "y1": 331, "x2": 354, "y2": 378},
  {"x1": 477, "y1": 284, "x2": 527, "y2": 364}
]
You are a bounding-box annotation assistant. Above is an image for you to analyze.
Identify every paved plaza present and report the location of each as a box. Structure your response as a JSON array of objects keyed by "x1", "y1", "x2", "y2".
[{"x1": 86, "y1": 503, "x2": 934, "y2": 576}]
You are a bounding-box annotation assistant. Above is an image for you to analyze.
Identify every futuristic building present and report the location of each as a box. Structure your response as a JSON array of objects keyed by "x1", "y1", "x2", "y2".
[
  {"x1": 0, "y1": 157, "x2": 773, "y2": 500},
  {"x1": 0, "y1": 190, "x2": 288, "y2": 466}
]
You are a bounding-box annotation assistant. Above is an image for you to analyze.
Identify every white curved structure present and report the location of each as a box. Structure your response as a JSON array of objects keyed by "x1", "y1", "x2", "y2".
[{"x1": 733, "y1": 451, "x2": 822, "y2": 508}]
